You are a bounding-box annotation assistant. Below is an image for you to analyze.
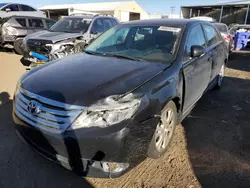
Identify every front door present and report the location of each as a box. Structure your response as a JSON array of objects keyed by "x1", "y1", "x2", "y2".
[{"x1": 182, "y1": 24, "x2": 212, "y2": 112}]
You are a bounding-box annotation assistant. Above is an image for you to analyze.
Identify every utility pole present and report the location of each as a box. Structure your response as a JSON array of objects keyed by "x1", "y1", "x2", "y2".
[{"x1": 170, "y1": 6, "x2": 175, "y2": 18}]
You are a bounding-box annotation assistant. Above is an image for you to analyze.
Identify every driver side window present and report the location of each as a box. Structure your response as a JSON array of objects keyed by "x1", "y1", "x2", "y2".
[
  {"x1": 4, "y1": 4, "x2": 19, "y2": 11},
  {"x1": 91, "y1": 19, "x2": 105, "y2": 34},
  {"x1": 184, "y1": 24, "x2": 206, "y2": 61}
]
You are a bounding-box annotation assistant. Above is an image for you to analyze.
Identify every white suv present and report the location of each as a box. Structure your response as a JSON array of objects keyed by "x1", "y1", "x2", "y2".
[{"x1": 0, "y1": 3, "x2": 46, "y2": 18}]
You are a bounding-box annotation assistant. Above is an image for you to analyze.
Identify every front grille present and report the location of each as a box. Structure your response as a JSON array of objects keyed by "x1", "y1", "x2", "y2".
[
  {"x1": 14, "y1": 88, "x2": 84, "y2": 133},
  {"x1": 27, "y1": 39, "x2": 53, "y2": 57}
]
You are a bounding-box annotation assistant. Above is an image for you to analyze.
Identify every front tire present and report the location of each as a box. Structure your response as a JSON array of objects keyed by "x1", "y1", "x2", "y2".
[
  {"x1": 147, "y1": 101, "x2": 177, "y2": 159},
  {"x1": 14, "y1": 38, "x2": 23, "y2": 55}
]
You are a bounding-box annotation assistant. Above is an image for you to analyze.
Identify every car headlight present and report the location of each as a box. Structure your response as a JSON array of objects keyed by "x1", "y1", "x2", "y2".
[
  {"x1": 69, "y1": 93, "x2": 143, "y2": 130},
  {"x1": 3, "y1": 23, "x2": 18, "y2": 35}
]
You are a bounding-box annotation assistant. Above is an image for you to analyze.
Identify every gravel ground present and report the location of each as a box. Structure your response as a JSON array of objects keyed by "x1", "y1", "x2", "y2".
[{"x1": 0, "y1": 51, "x2": 250, "y2": 188}]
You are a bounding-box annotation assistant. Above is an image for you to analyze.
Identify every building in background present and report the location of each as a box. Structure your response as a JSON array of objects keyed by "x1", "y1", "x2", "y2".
[
  {"x1": 39, "y1": 1, "x2": 148, "y2": 22},
  {"x1": 182, "y1": 1, "x2": 250, "y2": 25}
]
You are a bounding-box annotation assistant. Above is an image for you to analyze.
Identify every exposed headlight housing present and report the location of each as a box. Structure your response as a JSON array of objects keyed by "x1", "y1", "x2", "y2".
[
  {"x1": 69, "y1": 93, "x2": 142, "y2": 129},
  {"x1": 3, "y1": 23, "x2": 18, "y2": 35}
]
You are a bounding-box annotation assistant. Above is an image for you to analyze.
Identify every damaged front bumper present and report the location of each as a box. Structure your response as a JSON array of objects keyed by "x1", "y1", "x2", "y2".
[
  {"x1": 13, "y1": 110, "x2": 159, "y2": 178},
  {"x1": 22, "y1": 38, "x2": 86, "y2": 69}
]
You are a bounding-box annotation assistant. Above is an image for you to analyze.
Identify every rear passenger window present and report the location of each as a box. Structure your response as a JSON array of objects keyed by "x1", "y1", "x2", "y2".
[
  {"x1": 185, "y1": 24, "x2": 206, "y2": 61},
  {"x1": 20, "y1": 5, "x2": 35, "y2": 11},
  {"x1": 15, "y1": 18, "x2": 26, "y2": 27},
  {"x1": 28, "y1": 19, "x2": 44, "y2": 28},
  {"x1": 203, "y1": 25, "x2": 219, "y2": 47},
  {"x1": 20, "y1": 5, "x2": 30, "y2": 11}
]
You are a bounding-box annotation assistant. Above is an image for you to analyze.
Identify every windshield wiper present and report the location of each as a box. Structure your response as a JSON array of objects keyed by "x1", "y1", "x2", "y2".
[
  {"x1": 84, "y1": 51, "x2": 145, "y2": 62},
  {"x1": 84, "y1": 50, "x2": 100, "y2": 55},
  {"x1": 103, "y1": 54, "x2": 145, "y2": 62}
]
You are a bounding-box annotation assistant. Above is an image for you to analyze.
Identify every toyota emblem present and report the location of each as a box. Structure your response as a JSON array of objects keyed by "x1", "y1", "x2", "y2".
[{"x1": 27, "y1": 101, "x2": 41, "y2": 114}]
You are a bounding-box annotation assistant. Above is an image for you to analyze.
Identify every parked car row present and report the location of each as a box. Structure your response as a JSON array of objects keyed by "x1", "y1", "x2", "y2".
[
  {"x1": 0, "y1": 15, "x2": 56, "y2": 54},
  {"x1": 13, "y1": 18, "x2": 228, "y2": 178}
]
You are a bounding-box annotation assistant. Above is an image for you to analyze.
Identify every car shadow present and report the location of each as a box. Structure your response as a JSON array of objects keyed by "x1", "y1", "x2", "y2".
[
  {"x1": 0, "y1": 92, "x2": 94, "y2": 188},
  {"x1": 227, "y1": 51, "x2": 250, "y2": 72},
  {"x1": 0, "y1": 47, "x2": 15, "y2": 54},
  {"x1": 183, "y1": 51, "x2": 250, "y2": 188}
]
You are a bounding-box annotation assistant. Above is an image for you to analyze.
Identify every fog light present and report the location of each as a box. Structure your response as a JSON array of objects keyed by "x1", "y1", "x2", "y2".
[{"x1": 101, "y1": 162, "x2": 129, "y2": 173}]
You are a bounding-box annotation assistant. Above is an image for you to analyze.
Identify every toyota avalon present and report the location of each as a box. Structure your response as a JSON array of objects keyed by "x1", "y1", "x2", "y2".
[{"x1": 13, "y1": 19, "x2": 227, "y2": 178}]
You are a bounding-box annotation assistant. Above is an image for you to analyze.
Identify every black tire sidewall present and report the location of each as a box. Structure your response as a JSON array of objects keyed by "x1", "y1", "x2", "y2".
[
  {"x1": 215, "y1": 62, "x2": 225, "y2": 90},
  {"x1": 147, "y1": 101, "x2": 177, "y2": 159},
  {"x1": 14, "y1": 39, "x2": 23, "y2": 55}
]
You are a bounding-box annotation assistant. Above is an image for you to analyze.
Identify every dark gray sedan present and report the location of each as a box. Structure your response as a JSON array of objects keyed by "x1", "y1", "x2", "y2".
[{"x1": 13, "y1": 19, "x2": 227, "y2": 178}]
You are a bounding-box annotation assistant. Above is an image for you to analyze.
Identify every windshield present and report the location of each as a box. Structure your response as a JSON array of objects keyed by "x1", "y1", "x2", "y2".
[
  {"x1": 49, "y1": 17, "x2": 92, "y2": 33},
  {"x1": 85, "y1": 25, "x2": 181, "y2": 64},
  {"x1": 214, "y1": 24, "x2": 228, "y2": 33},
  {"x1": 0, "y1": 3, "x2": 7, "y2": 9}
]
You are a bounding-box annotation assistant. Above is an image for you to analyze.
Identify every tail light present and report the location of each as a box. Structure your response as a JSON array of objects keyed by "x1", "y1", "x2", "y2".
[{"x1": 224, "y1": 35, "x2": 232, "y2": 41}]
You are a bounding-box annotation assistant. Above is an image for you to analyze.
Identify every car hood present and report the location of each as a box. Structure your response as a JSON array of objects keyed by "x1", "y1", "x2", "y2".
[
  {"x1": 25, "y1": 30, "x2": 82, "y2": 43},
  {"x1": 21, "y1": 53, "x2": 169, "y2": 106}
]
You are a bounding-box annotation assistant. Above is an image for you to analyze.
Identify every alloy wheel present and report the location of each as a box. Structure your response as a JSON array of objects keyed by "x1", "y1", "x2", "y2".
[{"x1": 155, "y1": 109, "x2": 175, "y2": 152}]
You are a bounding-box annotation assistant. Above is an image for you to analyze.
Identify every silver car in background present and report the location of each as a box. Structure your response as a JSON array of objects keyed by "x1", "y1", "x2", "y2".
[
  {"x1": 0, "y1": 16, "x2": 56, "y2": 54},
  {"x1": 214, "y1": 23, "x2": 233, "y2": 53},
  {"x1": 0, "y1": 3, "x2": 46, "y2": 18}
]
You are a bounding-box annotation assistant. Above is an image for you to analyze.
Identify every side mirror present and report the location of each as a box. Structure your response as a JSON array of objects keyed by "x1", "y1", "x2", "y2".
[
  {"x1": 5, "y1": 8, "x2": 11, "y2": 12},
  {"x1": 191, "y1": 45, "x2": 205, "y2": 58}
]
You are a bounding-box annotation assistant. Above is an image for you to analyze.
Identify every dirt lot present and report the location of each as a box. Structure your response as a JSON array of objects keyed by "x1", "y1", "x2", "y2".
[{"x1": 0, "y1": 51, "x2": 250, "y2": 188}]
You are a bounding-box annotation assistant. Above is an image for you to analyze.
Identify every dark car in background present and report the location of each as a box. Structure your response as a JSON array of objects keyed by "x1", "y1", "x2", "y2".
[
  {"x1": 213, "y1": 23, "x2": 233, "y2": 53},
  {"x1": 13, "y1": 19, "x2": 227, "y2": 178},
  {"x1": 0, "y1": 16, "x2": 56, "y2": 54},
  {"x1": 21, "y1": 15, "x2": 119, "y2": 68}
]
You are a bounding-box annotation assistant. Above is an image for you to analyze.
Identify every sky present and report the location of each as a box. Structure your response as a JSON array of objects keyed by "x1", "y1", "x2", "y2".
[{"x1": 13, "y1": 0, "x2": 236, "y2": 14}]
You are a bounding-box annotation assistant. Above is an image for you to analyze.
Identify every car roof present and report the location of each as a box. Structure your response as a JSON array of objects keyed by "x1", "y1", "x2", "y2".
[
  {"x1": 64, "y1": 15, "x2": 116, "y2": 19},
  {"x1": 6, "y1": 15, "x2": 54, "y2": 20},
  {"x1": 122, "y1": 19, "x2": 208, "y2": 28}
]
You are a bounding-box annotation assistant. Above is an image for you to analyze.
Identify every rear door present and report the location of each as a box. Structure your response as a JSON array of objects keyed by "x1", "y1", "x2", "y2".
[
  {"x1": 202, "y1": 24, "x2": 225, "y2": 82},
  {"x1": 182, "y1": 24, "x2": 212, "y2": 112},
  {"x1": 12, "y1": 17, "x2": 29, "y2": 37}
]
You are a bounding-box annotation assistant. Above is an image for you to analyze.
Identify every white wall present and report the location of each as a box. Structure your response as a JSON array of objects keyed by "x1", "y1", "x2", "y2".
[{"x1": 120, "y1": 11, "x2": 130, "y2": 22}]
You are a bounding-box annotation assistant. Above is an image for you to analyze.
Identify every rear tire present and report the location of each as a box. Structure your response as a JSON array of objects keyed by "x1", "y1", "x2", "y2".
[
  {"x1": 14, "y1": 38, "x2": 23, "y2": 55},
  {"x1": 147, "y1": 101, "x2": 177, "y2": 159},
  {"x1": 214, "y1": 62, "x2": 225, "y2": 89}
]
